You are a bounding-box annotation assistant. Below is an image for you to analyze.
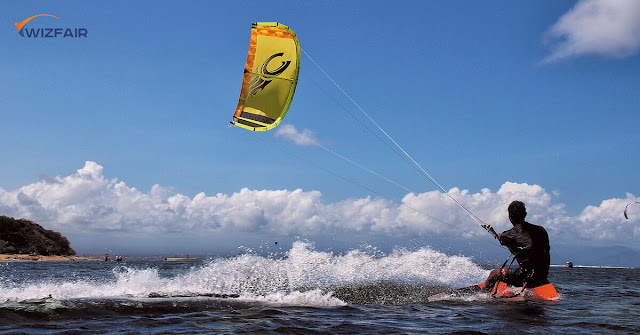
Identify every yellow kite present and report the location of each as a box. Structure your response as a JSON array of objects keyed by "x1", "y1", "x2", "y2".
[{"x1": 231, "y1": 22, "x2": 300, "y2": 131}]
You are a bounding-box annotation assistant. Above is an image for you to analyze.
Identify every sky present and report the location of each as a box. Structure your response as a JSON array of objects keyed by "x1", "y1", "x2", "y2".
[{"x1": 1, "y1": 1, "x2": 639, "y2": 261}]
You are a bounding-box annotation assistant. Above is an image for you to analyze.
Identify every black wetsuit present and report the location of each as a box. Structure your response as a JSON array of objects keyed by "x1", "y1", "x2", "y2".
[{"x1": 498, "y1": 221, "x2": 550, "y2": 287}]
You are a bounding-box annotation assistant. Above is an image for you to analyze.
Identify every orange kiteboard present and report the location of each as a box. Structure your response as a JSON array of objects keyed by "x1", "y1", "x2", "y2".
[
  {"x1": 479, "y1": 281, "x2": 559, "y2": 301},
  {"x1": 428, "y1": 281, "x2": 559, "y2": 302}
]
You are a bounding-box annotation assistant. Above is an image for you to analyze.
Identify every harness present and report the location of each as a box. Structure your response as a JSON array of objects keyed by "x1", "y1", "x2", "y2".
[{"x1": 490, "y1": 253, "x2": 535, "y2": 299}]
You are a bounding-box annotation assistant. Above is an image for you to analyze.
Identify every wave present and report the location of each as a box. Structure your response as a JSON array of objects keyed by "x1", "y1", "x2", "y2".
[{"x1": 0, "y1": 241, "x2": 488, "y2": 310}]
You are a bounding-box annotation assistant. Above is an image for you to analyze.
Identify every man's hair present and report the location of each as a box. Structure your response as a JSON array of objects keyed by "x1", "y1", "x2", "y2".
[{"x1": 508, "y1": 200, "x2": 527, "y2": 222}]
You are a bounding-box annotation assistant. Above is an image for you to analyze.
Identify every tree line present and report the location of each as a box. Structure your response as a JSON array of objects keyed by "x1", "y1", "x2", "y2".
[{"x1": 0, "y1": 216, "x2": 76, "y2": 256}]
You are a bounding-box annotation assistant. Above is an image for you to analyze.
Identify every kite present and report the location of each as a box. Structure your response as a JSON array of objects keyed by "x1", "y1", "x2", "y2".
[
  {"x1": 624, "y1": 201, "x2": 640, "y2": 219},
  {"x1": 231, "y1": 22, "x2": 301, "y2": 131}
]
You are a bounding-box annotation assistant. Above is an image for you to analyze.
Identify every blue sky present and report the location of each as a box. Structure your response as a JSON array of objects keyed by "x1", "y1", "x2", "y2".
[{"x1": 1, "y1": 1, "x2": 639, "y2": 260}]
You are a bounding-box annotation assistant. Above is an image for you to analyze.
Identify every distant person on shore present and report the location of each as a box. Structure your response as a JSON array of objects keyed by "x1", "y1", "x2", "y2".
[{"x1": 482, "y1": 201, "x2": 551, "y2": 291}]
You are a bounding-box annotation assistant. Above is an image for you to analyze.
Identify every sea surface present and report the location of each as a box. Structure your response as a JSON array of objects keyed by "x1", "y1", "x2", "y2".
[{"x1": 1, "y1": 241, "x2": 638, "y2": 334}]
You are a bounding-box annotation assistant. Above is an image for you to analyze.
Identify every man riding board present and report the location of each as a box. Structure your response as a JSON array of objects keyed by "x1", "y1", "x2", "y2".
[{"x1": 482, "y1": 200, "x2": 550, "y2": 291}]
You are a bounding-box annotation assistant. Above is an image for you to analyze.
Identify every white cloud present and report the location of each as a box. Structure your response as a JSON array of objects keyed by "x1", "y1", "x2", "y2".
[
  {"x1": 0, "y1": 162, "x2": 638, "y2": 246},
  {"x1": 542, "y1": 0, "x2": 640, "y2": 63},
  {"x1": 571, "y1": 194, "x2": 640, "y2": 241},
  {"x1": 273, "y1": 124, "x2": 319, "y2": 146}
]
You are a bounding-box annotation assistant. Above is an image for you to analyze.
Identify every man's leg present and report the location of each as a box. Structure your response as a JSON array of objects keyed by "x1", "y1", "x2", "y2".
[{"x1": 481, "y1": 269, "x2": 503, "y2": 292}]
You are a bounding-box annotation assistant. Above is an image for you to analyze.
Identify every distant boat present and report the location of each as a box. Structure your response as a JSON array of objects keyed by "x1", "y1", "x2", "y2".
[{"x1": 164, "y1": 255, "x2": 199, "y2": 262}]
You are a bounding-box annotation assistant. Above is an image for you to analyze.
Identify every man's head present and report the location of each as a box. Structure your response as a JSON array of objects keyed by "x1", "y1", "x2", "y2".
[{"x1": 508, "y1": 200, "x2": 527, "y2": 224}]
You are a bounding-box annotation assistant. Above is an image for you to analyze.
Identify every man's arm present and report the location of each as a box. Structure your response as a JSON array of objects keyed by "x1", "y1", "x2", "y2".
[{"x1": 481, "y1": 223, "x2": 500, "y2": 240}]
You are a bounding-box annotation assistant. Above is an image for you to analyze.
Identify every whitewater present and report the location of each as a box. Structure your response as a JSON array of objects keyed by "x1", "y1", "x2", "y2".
[{"x1": 1, "y1": 241, "x2": 638, "y2": 334}]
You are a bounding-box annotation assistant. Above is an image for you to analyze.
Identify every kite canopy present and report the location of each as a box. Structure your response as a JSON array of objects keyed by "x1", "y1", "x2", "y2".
[
  {"x1": 624, "y1": 201, "x2": 640, "y2": 219},
  {"x1": 231, "y1": 22, "x2": 301, "y2": 131}
]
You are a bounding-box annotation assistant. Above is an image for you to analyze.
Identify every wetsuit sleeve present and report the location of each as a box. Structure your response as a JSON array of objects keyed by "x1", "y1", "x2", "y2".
[{"x1": 498, "y1": 228, "x2": 521, "y2": 255}]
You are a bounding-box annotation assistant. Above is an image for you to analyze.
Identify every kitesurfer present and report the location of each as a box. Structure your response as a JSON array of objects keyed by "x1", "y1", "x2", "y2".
[{"x1": 482, "y1": 201, "x2": 550, "y2": 291}]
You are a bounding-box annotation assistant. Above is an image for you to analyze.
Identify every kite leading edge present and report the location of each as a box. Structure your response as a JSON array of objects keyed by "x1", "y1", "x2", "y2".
[
  {"x1": 231, "y1": 22, "x2": 301, "y2": 131},
  {"x1": 624, "y1": 201, "x2": 640, "y2": 219}
]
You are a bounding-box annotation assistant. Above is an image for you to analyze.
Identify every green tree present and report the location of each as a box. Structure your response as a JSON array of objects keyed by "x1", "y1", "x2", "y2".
[{"x1": 0, "y1": 216, "x2": 76, "y2": 256}]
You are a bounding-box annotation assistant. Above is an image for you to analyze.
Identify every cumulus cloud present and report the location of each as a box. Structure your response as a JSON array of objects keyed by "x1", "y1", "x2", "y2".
[
  {"x1": 0, "y1": 162, "x2": 638, "y2": 246},
  {"x1": 273, "y1": 124, "x2": 319, "y2": 146},
  {"x1": 570, "y1": 194, "x2": 640, "y2": 241},
  {"x1": 542, "y1": 0, "x2": 640, "y2": 63}
]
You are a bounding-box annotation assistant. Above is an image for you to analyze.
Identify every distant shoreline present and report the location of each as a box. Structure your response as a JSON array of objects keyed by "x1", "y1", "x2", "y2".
[
  {"x1": 550, "y1": 264, "x2": 635, "y2": 269},
  {"x1": 0, "y1": 254, "x2": 102, "y2": 262}
]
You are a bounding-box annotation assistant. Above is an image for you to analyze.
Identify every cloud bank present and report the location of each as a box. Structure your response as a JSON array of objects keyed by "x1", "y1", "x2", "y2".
[
  {"x1": 1, "y1": 162, "x2": 638, "y2": 247},
  {"x1": 542, "y1": 0, "x2": 640, "y2": 63}
]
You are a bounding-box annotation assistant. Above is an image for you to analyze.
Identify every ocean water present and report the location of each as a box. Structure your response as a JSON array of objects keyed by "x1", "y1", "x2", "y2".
[{"x1": 1, "y1": 241, "x2": 638, "y2": 334}]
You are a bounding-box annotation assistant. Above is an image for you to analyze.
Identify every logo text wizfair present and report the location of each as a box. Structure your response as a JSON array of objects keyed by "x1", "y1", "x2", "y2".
[{"x1": 21, "y1": 28, "x2": 87, "y2": 38}]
